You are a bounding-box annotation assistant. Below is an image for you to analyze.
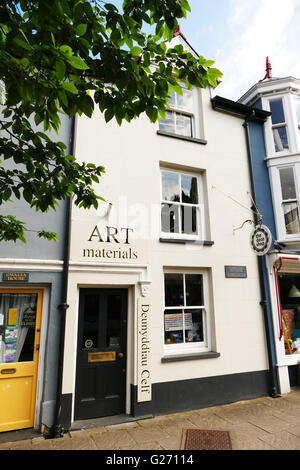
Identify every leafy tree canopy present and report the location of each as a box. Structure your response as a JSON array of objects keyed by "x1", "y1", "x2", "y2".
[{"x1": 0, "y1": 0, "x2": 222, "y2": 242}]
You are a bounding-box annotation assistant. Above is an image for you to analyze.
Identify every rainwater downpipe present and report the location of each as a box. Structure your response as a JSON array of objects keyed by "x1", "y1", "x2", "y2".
[
  {"x1": 50, "y1": 116, "x2": 75, "y2": 437},
  {"x1": 243, "y1": 117, "x2": 280, "y2": 397}
]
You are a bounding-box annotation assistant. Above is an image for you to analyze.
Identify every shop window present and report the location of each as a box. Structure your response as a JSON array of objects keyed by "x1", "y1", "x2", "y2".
[
  {"x1": 278, "y1": 273, "x2": 300, "y2": 355},
  {"x1": 161, "y1": 169, "x2": 205, "y2": 240},
  {"x1": 0, "y1": 293, "x2": 38, "y2": 363},
  {"x1": 278, "y1": 167, "x2": 300, "y2": 236},
  {"x1": 163, "y1": 271, "x2": 210, "y2": 354},
  {"x1": 269, "y1": 98, "x2": 289, "y2": 152},
  {"x1": 159, "y1": 88, "x2": 195, "y2": 138}
]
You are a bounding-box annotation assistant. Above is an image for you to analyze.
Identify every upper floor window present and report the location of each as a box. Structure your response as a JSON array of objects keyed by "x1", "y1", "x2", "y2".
[
  {"x1": 269, "y1": 99, "x2": 289, "y2": 152},
  {"x1": 161, "y1": 169, "x2": 205, "y2": 240},
  {"x1": 159, "y1": 88, "x2": 195, "y2": 138},
  {"x1": 279, "y1": 167, "x2": 300, "y2": 235}
]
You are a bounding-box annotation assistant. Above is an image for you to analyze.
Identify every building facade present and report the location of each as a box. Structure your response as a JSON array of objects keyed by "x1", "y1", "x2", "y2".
[
  {"x1": 239, "y1": 73, "x2": 300, "y2": 395},
  {"x1": 57, "y1": 35, "x2": 274, "y2": 430}
]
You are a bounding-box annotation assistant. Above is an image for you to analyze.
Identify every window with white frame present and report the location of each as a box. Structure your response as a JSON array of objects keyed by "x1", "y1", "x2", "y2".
[
  {"x1": 269, "y1": 98, "x2": 289, "y2": 152},
  {"x1": 159, "y1": 88, "x2": 195, "y2": 138},
  {"x1": 278, "y1": 166, "x2": 300, "y2": 236},
  {"x1": 163, "y1": 271, "x2": 210, "y2": 354},
  {"x1": 160, "y1": 169, "x2": 204, "y2": 239}
]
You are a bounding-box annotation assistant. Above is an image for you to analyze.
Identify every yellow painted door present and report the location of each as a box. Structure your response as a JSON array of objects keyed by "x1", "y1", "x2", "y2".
[{"x1": 0, "y1": 289, "x2": 43, "y2": 432}]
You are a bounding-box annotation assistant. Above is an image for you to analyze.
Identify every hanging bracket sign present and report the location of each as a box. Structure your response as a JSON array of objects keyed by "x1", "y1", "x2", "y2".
[{"x1": 250, "y1": 224, "x2": 272, "y2": 256}]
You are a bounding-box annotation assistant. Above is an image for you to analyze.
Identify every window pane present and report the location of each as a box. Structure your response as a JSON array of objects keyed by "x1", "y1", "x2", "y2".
[
  {"x1": 175, "y1": 113, "x2": 192, "y2": 137},
  {"x1": 279, "y1": 168, "x2": 297, "y2": 200},
  {"x1": 0, "y1": 293, "x2": 37, "y2": 363},
  {"x1": 106, "y1": 294, "x2": 122, "y2": 348},
  {"x1": 159, "y1": 110, "x2": 175, "y2": 134},
  {"x1": 296, "y1": 100, "x2": 300, "y2": 123},
  {"x1": 184, "y1": 309, "x2": 204, "y2": 343},
  {"x1": 161, "y1": 203, "x2": 179, "y2": 233},
  {"x1": 82, "y1": 294, "x2": 99, "y2": 349},
  {"x1": 185, "y1": 274, "x2": 204, "y2": 306},
  {"x1": 283, "y1": 202, "x2": 300, "y2": 234},
  {"x1": 164, "y1": 309, "x2": 184, "y2": 344},
  {"x1": 161, "y1": 171, "x2": 180, "y2": 202},
  {"x1": 273, "y1": 126, "x2": 289, "y2": 152},
  {"x1": 168, "y1": 90, "x2": 176, "y2": 107},
  {"x1": 165, "y1": 274, "x2": 184, "y2": 306},
  {"x1": 177, "y1": 88, "x2": 193, "y2": 110},
  {"x1": 181, "y1": 175, "x2": 198, "y2": 204},
  {"x1": 181, "y1": 205, "x2": 197, "y2": 235},
  {"x1": 270, "y1": 99, "x2": 285, "y2": 124}
]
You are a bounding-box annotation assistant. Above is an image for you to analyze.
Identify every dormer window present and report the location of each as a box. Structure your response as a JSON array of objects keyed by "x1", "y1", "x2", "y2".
[{"x1": 269, "y1": 99, "x2": 289, "y2": 152}]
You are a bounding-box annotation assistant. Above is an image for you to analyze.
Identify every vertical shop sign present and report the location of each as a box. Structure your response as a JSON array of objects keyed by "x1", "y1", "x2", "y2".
[{"x1": 137, "y1": 299, "x2": 152, "y2": 402}]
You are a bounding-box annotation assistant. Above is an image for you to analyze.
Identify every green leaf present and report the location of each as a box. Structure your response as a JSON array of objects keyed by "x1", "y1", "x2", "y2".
[
  {"x1": 76, "y1": 23, "x2": 87, "y2": 36},
  {"x1": 55, "y1": 59, "x2": 66, "y2": 81},
  {"x1": 131, "y1": 46, "x2": 142, "y2": 56},
  {"x1": 104, "y1": 107, "x2": 114, "y2": 123},
  {"x1": 13, "y1": 37, "x2": 33, "y2": 51},
  {"x1": 68, "y1": 56, "x2": 89, "y2": 70},
  {"x1": 62, "y1": 81, "x2": 78, "y2": 94}
]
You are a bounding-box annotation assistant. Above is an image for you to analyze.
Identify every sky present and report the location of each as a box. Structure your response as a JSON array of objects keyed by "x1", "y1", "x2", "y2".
[{"x1": 179, "y1": 0, "x2": 300, "y2": 100}]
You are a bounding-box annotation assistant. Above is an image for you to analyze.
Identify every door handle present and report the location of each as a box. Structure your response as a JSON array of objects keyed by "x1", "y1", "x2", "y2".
[{"x1": 118, "y1": 352, "x2": 124, "y2": 359}]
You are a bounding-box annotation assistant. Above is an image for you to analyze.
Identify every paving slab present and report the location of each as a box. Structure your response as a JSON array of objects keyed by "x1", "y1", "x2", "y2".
[{"x1": 1, "y1": 388, "x2": 300, "y2": 450}]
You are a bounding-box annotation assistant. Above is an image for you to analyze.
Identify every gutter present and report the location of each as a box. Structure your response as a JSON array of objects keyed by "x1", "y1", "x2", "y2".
[{"x1": 48, "y1": 117, "x2": 75, "y2": 438}]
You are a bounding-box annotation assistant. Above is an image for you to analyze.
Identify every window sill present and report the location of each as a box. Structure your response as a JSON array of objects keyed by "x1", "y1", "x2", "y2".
[
  {"x1": 160, "y1": 238, "x2": 214, "y2": 246},
  {"x1": 157, "y1": 130, "x2": 207, "y2": 145},
  {"x1": 161, "y1": 351, "x2": 220, "y2": 363}
]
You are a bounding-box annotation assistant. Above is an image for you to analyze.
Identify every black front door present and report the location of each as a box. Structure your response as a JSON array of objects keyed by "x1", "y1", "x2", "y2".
[{"x1": 75, "y1": 288, "x2": 128, "y2": 420}]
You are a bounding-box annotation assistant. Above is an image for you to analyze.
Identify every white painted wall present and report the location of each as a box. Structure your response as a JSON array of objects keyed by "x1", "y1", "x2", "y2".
[{"x1": 62, "y1": 83, "x2": 269, "y2": 400}]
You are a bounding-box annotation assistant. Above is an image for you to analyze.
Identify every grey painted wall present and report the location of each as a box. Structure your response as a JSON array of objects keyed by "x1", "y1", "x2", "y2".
[{"x1": 0, "y1": 114, "x2": 73, "y2": 260}]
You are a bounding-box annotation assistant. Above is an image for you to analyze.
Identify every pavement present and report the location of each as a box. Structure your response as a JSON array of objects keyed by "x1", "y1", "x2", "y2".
[{"x1": 1, "y1": 387, "x2": 300, "y2": 451}]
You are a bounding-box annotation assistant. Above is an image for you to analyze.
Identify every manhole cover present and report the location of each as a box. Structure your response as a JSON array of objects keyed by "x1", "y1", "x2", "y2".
[{"x1": 182, "y1": 429, "x2": 232, "y2": 450}]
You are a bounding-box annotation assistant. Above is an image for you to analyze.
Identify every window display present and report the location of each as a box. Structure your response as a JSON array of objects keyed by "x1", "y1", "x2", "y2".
[
  {"x1": 278, "y1": 274, "x2": 300, "y2": 355},
  {"x1": 0, "y1": 293, "x2": 37, "y2": 364},
  {"x1": 163, "y1": 273, "x2": 205, "y2": 347}
]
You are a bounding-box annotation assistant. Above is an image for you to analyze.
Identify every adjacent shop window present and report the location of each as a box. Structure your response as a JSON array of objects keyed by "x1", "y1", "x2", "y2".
[
  {"x1": 161, "y1": 169, "x2": 204, "y2": 239},
  {"x1": 163, "y1": 272, "x2": 210, "y2": 353},
  {"x1": 269, "y1": 98, "x2": 289, "y2": 152},
  {"x1": 279, "y1": 167, "x2": 300, "y2": 235},
  {"x1": 0, "y1": 293, "x2": 37, "y2": 363},
  {"x1": 159, "y1": 88, "x2": 194, "y2": 138}
]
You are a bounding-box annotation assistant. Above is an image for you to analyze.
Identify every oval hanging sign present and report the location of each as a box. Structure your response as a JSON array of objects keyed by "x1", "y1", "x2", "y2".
[{"x1": 250, "y1": 224, "x2": 272, "y2": 256}]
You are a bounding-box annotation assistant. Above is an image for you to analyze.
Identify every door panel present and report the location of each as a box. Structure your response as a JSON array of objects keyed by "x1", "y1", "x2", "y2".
[
  {"x1": 0, "y1": 289, "x2": 43, "y2": 432},
  {"x1": 75, "y1": 289, "x2": 128, "y2": 421}
]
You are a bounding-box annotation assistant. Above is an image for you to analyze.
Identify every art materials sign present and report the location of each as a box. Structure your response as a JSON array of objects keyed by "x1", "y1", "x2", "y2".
[
  {"x1": 70, "y1": 222, "x2": 148, "y2": 263},
  {"x1": 137, "y1": 299, "x2": 151, "y2": 402}
]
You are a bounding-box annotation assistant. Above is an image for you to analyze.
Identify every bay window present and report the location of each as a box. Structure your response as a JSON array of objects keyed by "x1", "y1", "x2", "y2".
[{"x1": 279, "y1": 167, "x2": 300, "y2": 236}]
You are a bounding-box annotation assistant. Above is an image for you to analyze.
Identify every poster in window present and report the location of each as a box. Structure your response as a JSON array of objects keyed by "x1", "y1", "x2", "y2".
[
  {"x1": 8, "y1": 308, "x2": 18, "y2": 326},
  {"x1": 164, "y1": 312, "x2": 193, "y2": 331}
]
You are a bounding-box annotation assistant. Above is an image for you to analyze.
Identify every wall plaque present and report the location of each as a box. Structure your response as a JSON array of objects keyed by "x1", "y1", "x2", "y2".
[
  {"x1": 2, "y1": 272, "x2": 29, "y2": 282},
  {"x1": 225, "y1": 266, "x2": 247, "y2": 278}
]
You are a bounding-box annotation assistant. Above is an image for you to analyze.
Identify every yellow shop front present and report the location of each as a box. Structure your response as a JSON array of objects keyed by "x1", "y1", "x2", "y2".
[{"x1": 0, "y1": 288, "x2": 43, "y2": 432}]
